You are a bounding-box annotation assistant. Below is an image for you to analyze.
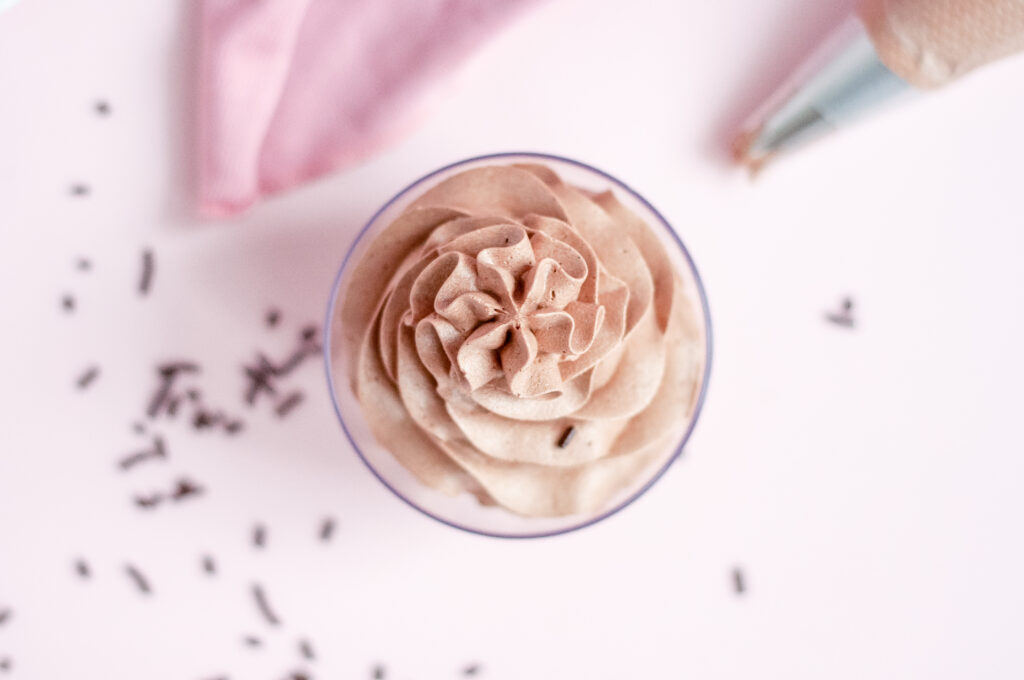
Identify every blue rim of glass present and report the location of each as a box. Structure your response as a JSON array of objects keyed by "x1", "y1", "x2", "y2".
[{"x1": 324, "y1": 152, "x2": 713, "y2": 539}]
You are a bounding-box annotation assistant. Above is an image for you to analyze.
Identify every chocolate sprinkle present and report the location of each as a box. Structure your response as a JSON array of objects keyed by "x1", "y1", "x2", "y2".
[
  {"x1": 0, "y1": 608, "x2": 10, "y2": 626},
  {"x1": 301, "y1": 325, "x2": 318, "y2": 342},
  {"x1": 244, "y1": 635, "x2": 262, "y2": 648},
  {"x1": 119, "y1": 434, "x2": 167, "y2": 470},
  {"x1": 76, "y1": 365, "x2": 100, "y2": 390},
  {"x1": 299, "y1": 638, "x2": 315, "y2": 660},
  {"x1": 193, "y1": 409, "x2": 220, "y2": 430},
  {"x1": 252, "y1": 583, "x2": 281, "y2": 626},
  {"x1": 244, "y1": 364, "x2": 277, "y2": 405},
  {"x1": 825, "y1": 296, "x2": 856, "y2": 328},
  {"x1": 372, "y1": 664, "x2": 386, "y2": 679},
  {"x1": 266, "y1": 309, "x2": 281, "y2": 328},
  {"x1": 186, "y1": 388, "x2": 201, "y2": 401},
  {"x1": 286, "y1": 673, "x2": 309, "y2": 680},
  {"x1": 132, "y1": 421, "x2": 146, "y2": 435},
  {"x1": 139, "y1": 248, "x2": 155, "y2": 296},
  {"x1": 319, "y1": 517, "x2": 335, "y2": 542},
  {"x1": 202, "y1": 554, "x2": 217, "y2": 575},
  {"x1": 74, "y1": 559, "x2": 91, "y2": 579},
  {"x1": 124, "y1": 564, "x2": 152, "y2": 594},
  {"x1": 463, "y1": 663, "x2": 482, "y2": 676},
  {"x1": 76, "y1": 257, "x2": 92, "y2": 271},
  {"x1": 61, "y1": 294, "x2": 76, "y2": 312},
  {"x1": 732, "y1": 567, "x2": 746, "y2": 595},
  {"x1": 70, "y1": 183, "x2": 90, "y2": 196},
  {"x1": 557, "y1": 426, "x2": 576, "y2": 448},
  {"x1": 224, "y1": 419, "x2": 244, "y2": 435},
  {"x1": 252, "y1": 524, "x2": 266, "y2": 548},
  {"x1": 170, "y1": 478, "x2": 204, "y2": 501},
  {"x1": 134, "y1": 494, "x2": 163, "y2": 509},
  {"x1": 0, "y1": 657, "x2": 10, "y2": 672},
  {"x1": 167, "y1": 396, "x2": 181, "y2": 417},
  {"x1": 275, "y1": 391, "x2": 304, "y2": 418},
  {"x1": 94, "y1": 100, "x2": 110, "y2": 116}
]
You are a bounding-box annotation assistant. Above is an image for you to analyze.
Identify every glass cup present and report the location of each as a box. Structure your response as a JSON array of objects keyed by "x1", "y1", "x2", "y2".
[{"x1": 324, "y1": 153, "x2": 712, "y2": 538}]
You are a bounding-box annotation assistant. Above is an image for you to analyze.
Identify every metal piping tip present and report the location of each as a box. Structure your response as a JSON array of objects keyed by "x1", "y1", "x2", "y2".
[{"x1": 733, "y1": 16, "x2": 911, "y2": 175}]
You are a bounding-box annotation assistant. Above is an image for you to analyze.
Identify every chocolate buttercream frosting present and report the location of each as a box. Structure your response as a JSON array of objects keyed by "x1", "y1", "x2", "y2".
[{"x1": 339, "y1": 163, "x2": 705, "y2": 517}]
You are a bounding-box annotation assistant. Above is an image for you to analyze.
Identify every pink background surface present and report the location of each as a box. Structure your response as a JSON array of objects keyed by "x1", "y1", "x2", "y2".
[{"x1": 2, "y1": 1, "x2": 1024, "y2": 678}]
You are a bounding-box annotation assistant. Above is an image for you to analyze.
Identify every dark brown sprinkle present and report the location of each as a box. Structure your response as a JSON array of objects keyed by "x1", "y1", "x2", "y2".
[
  {"x1": 557, "y1": 425, "x2": 576, "y2": 448},
  {"x1": 372, "y1": 664, "x2": 386, "y2": 679},
  {"x1": 286, "y1": 673, "x2": 309, "y2": 680},
  {"x1": 94, "y1": 100, "x2": 110, "y2": 115},
  {"x1": 132, "y1": 421, "x2": 146, "y2": 435},
  {"x1": 193, "y1": 409, "x2": 221, "y2": 430},
  {"x1": 252, "y1": 524, "x2": 266, "y2": 548},
  {"x1": 124, "y1": 563, "x2": 152, "y2": 594},
  {"x1": 186, "y1": 388, "x2": 201, "y2": 401},
  {"x1": 266, "y1": 308, "x2": 281, "y2": 328},
  {"x1": 139, "y1": 248, "x2": 155, "y2": 296},
  {"x1": 224, "y1": 419, "x2": 244, "y2": 435},
  {"x1": 166, "y1": 396, "x2": 181, "y2": 417},
  {"x1": 299, "y1": 638, "x2": 315, "y2": 661},
  {"x1": 76, "y1": 365, "x2": 100, "y2": 390},
  {"x1": 134, "y1": 493, "x2": 163, "y2": 509},
  {"x1": 0, "y1": 657, "x2": 10, "y2": 672},
  {"x1": 301, "y1": 325, "x2": 318, "y2": 341},
  {"x1": 318, "y1": 517, "x2": 335, "y2": 542},
  {"x1": 170, "y1": 478, "x2": 204, "y2": 501},
  {"x1": 159, "y1": 361, "x2": 200, "y2": 378},
  {"x1": 732, "y1": 567, "x2": 746, "y2": 595},
  {"x1": 243, "y1": 635, "x2": 262, "y2": 648},
  {"x1": 61, "y1": 294, "x2": 76, "y2": 312},
  {"x1": 275, "y1": 391, "x2": 305, "y2": 418},
  {"x1": 119, "y1": 434, "x2": 167, "y2": 470},
  {"x1": 252, "y1": 583, "x2": 281, "y2": 626},
  {"x1": 70, "y1": 183, "x2": 90, "y2": 196},
  {"x1": 202, "y1": 554, "x2": 216, "y2": 575},
  {"x1": 76, "y1": 257, "x2": 92, "y2": 271},
  {"x1": 825, "y1": 312, "x2": 855, "y2": 328},
  {"x1": 244, "y1": 364, "x2": 277, "y2": 405},
  {"x1": 74, "y1": 559, "x2": 91, "y2": 579},
  {"x1": 0, "y1": 608, "x2": 10, "y2": 626},
  {"x1": 463, "y1": 663, "x2": 482, "y2": 676}
]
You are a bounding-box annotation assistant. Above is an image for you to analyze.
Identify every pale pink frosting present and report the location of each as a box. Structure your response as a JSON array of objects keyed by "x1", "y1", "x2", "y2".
[{"x1": 339, "y1": 164, "x2": 705, "y2": 517}]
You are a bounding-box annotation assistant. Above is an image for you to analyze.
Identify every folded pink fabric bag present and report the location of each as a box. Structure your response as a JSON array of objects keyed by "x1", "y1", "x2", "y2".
[{"x1": 198, "y1": 0, "x2": 541, "y2": 217}]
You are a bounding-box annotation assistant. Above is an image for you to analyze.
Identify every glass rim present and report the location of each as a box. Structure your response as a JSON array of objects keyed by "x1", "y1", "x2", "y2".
[{"x1": 323, "y1": 151, "x2": 714, "y2": 539}]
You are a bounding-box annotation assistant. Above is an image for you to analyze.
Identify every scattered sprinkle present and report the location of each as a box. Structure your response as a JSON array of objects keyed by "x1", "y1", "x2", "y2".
[
  {"x1": 275, "y1": 391, "x2": 304, "y2": 418},
  {"x1": 74, "y1": 559, "x2": 91, "y2": 579},
  {"x1": 266, "y1": 309, "x2": 281, "y2": 328},
  {"x1": 61, "y1": 294, "x2": 76, "y2": 312},
  {"x1": 243, "y1": 635, "x2": 262, "y2": 648},
  {"x1": 76, "y1": 257, "x2": 92, "y2": 271},
  {"x1": 193, "y1": 409, "x2": 220, "y2": 430},
  {"x1": 319, "y1": 517, "x2": 336, "y2": 542},
  {"x1": 463, "y1": 663, "x2": 482, "y2": 676},
  {"x1": 301, "y1": 325, "x2": 317, "y2": 342},
  {"x1": 825, "y1": 296, "x2": 856, "y2": 328},
  {"x1": 70, "y1": 183, "x2": 90, "y2": 196},
  {"x1": 186, "y1": 388, "x2": 201, "y2": 401},
  {"x1": 557, "y1": 426, "x2": 576, "y2": 448},
  {"x1": 167, "y1": 396, "x2": 181, "y2": 417},
  {"x1": 0, "y1": 657, "x2": 10, "y2": 672},
  {"x1": 118, "y1": 435, "x2": 167, "y2": 470},
  {"x1": 170, "y1": 478, "x2": 204, "y2": 501},
  {"x1": 252, "y1": 524, "x2": 266, "y2": 548},
  {"x1": 94, "y1": 100, "x2": 111, "y2": 116},
  {"x1": 134, "y1": 493, "x2": 163, "y2": 509},
  {"x1": 0, "y1": 608, "x2": 10, "y2": 626},
  {"x1": 132, "y1": 421, "x2": 146, "y2": 435},
  {"x1": 139, "y1": 248, "x2": 155, "y2": 296},
  {"x1": 76, "y1": 365, "x2": 100, "y2": 390},
  {"x1": 372, "y1": 664, "x2": 387, "y2": 679},
  {"x1": 732, "y1": 567, "x2": 746, "y2": 595},
  {"x1": 285, "y1": 673, "x2": 309, "y2": 680},
  {"x1": 124, "y1": 563, "x2": 152, "y2": 595},
  {"x1": 299, "y1": 638, "x2": 315, "y2": 661},
  {"x1": 252, "y1": 583, "x2": 281, "y2": 626},
  {"x1": 202, "y1": 554, "x2": 217, "y2": 575},
  {"x1": 244, "y1": 364, "x2": 277, "y2": 405},
  {"x1": 224, "y1": 419, "x2": 244, "y2": 435}
]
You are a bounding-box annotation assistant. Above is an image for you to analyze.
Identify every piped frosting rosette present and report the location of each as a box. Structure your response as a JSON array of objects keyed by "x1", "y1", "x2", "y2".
[{"x1": 339, "y1": 163, "x2": 705, "y2": 517}]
